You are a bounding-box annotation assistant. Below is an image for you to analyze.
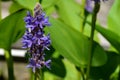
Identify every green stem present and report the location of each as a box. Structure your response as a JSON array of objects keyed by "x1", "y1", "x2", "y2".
[
  {"x1": 4, "y1": 49, "x2": 15, "y2": 80},
  {"x1": 86, "y1": 3, "x2": 100, "y2": 80},
  {"x1": 34, "y1": 72, "x2": 37, "y2": 80},
  {"x1": 39, "y1": 0, "x2": 42, "y2": 4},
  {"x1": 80, "y1": 0, "x2": 86, "y2": 32},
  {"x1": 81, "y1": 10, "x2": 89, "y2": 33},
  {"x1": 118, "y1": 65, "x2": 120, "y2": 80},
  {"x1": 80, "y1": 68, "x2": 85, "y2": 80},
  {"x1": 40, "y1": 69, "x2": 44, "y2": 80},
  {"x1": 30, "y1": 70, "x2": 34, "y2": 80},
  {"x1": 30, "y1": 70, "x2": 37, "y2": 80}
]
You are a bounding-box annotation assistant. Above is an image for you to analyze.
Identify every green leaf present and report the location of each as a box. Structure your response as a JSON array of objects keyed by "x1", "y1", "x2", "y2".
[
  {"x1": 63, "y1": 59, "x2": 78, "y2": 80},
  {"x1": 44, "y1": 46, "x2": 55, "y2": 60},
  {"x1": 9, "y1": 1, "x2": 24, "y2": 14},
  {"x1": 0, "y1": 9, "x2": 26, "y2": 50},
  {"x1": 15, "y1": 0, "x2": 38, "y2": 10},
  {"x1": 55, "y1": 0, "x2": 81, "y2": 31},
  {"x1": 85, "y1": 19, "x2": 120, "y2": 53},
  {"x1": 96, "y1": 25, "x2": 120, "y2": 53},
  {"x1": 47, "y1": 58, "x2": 66, "y2": 78},
  {"x1": 42, "y1": 0, "x2": 57, "y2": 9},
  {"x1": 89, "y1": 51, "x2": 119, "y2": 80},
  {"x1": 46, "y1": 18, "x2": 107, "y2": 67},
  {"x1": 108, "y1": 0, "x2": 120, "y2": 36}
]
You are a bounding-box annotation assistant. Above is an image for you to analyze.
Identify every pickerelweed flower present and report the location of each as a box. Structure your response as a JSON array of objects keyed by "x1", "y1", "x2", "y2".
[
  {"x1": 85, "y1": 0, "x2": 107, "y2": 12},
  {"x1": 22, "y1": 3, "x2": 51, "y2": 73},
  {"x1": 85, "y1": 0, "x2": 93, "y2": 13}
]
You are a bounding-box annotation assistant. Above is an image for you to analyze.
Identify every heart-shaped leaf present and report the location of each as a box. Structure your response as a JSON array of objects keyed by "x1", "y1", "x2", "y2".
[
  {"x1": 108, "y1": 0, "x2": 120, "y2": 36},
  {"x1": 42, "y1": 0, "x2": 57, "y2": 9},
  {"x1": 46, "y1": 18, "x2": 107, "y2": 67},
  {"x1": 47, "y1": 58, "x2": 66, "y2": 78},
  {"x1": 15, "y1": 0, "x2": 38, "y2": 10},
  {"x1": 0, "y1": 9, "x2": 26, "y2": 50},
  {"x1": 89, "y1": 51, "x2": 119, "y2": 79},
  {"x1": 96, "y1": 25, "x2": 120, "y2": 53},
  {"x1": 9, "y1": 2, "x2": 24, "y2": 14},
  {"x1": 55, "y1": 0, "x2": 81, "y2": 31}
]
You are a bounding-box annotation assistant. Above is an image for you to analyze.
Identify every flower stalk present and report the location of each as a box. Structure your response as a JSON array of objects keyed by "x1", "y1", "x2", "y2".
[
  {"x1": 40, "y1": 69, "x2": 44, "y2": 80},
  {"x1": 81, "y1": 0, "x2": 93, "y2": 32},
  {"x1": 4, "y1": 49, "x2": 15, "y2": 80},
  {"x1": 81, "y1": 0, "x2": 86, "y2": 32},
  {"x1": 39, "y1": 0, "x2": 42, "y2": 3},
  {"x1": 86, "y1": 2, "x2": 100, "y2": 80}
]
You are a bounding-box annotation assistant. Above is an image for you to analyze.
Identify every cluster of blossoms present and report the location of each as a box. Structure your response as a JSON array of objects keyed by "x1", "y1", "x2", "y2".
[{"x1": 22, "y1": 3, "x2": 51, "y2": 73}]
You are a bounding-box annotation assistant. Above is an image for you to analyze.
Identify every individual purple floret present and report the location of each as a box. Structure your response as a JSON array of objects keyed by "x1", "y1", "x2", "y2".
[
  {"x1": 27, "y1": 58, "x2": 41, "y2": 73},
  {"x1": 22, "y1": 3, "x2": 51, "y2": 73},
  {"x1": 85, "y1": 0, "x2": 93, "y2": 13}
]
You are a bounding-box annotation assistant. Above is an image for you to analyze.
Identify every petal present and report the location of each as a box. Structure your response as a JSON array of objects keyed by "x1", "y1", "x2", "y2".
[
  {"x1": 32, "y1": 67, "x2": 36, "y2": 73},
  {"x1": 26, "y1": 64, "x2": 33, "y2": 68},
  {"x1": 43, "y1": 17, "x2": 51, "y2": 26},
  {"x1": 45, "y1": 60, "x2": 51, "y2": 69},
  {"x1": 36, "y1": 64, "x2": 41, "y2": 69}
]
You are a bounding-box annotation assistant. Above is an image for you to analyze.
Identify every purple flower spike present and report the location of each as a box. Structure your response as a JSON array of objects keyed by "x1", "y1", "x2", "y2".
[{"x1": 22, "y1": 3, "x2": 51, "y2": 73}]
